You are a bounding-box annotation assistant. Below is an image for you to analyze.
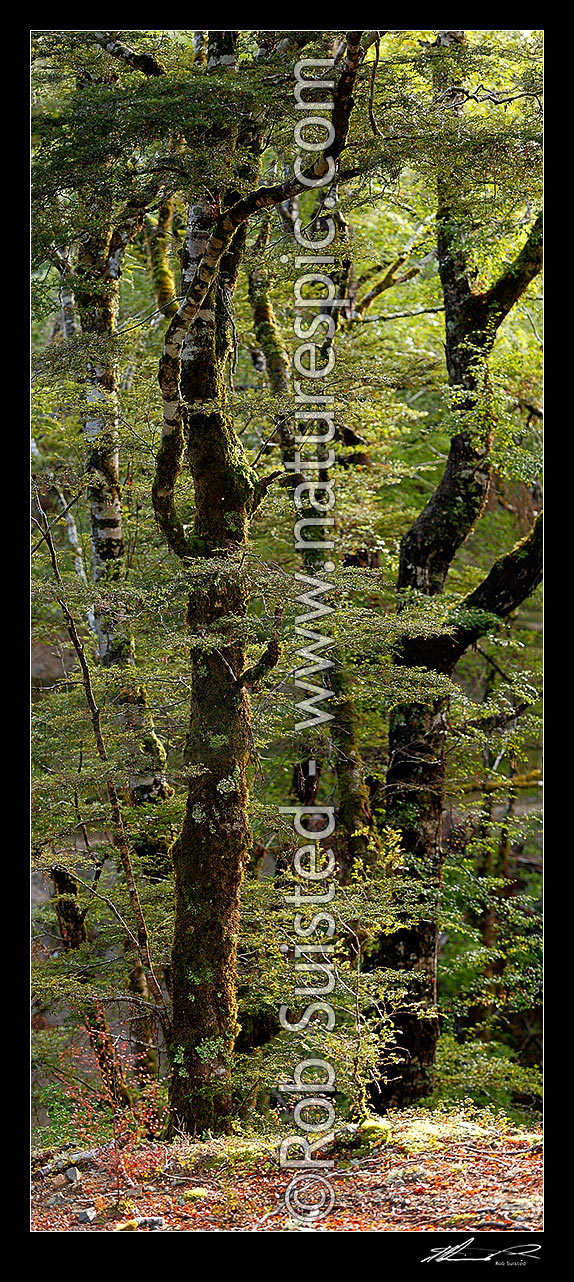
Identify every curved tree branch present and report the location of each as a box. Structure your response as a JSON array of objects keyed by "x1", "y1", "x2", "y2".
[
  {"x1": 92, "y1": 31, "x2": 166, "y2": 77},
  {"x1": 400, "y1": 512, "x2": 543, "y2": 674},
  {"x1": 472, "y1": 211, "x2": 543, "y2": 335}
]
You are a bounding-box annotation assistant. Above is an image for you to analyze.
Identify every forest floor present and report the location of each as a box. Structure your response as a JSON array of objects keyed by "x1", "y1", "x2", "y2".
[{"x1": 31, "y1": 1108, "x2": 542, "y2": 1232}]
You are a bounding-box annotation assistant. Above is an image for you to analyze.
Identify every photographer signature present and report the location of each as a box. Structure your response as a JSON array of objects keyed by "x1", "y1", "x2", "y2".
[{"x1": 421, "y1": 1238, "x2": 541, "y2": 1263}]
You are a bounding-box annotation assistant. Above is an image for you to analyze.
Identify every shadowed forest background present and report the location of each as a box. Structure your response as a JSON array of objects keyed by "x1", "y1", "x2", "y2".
[{"x1": 31, "y1": 29, "x2": 543, "y2": 1233}]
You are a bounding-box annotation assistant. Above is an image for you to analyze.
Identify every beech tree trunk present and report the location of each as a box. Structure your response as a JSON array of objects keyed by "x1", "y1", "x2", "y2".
[
  {"x1": 374, "y1": 33, "x2": 543, "y2": 1105},
  {"x1": 169, "y1": 572, "x2": 253, "y2": 1129},
  {"x1": 154, "y1": 44, "x2": 277, "y2": 1129},
  {"x1": 70, "y1": 129, "x2": 172, "y2": 1083},
  {"x1": 376, "y1": 515, "x2": 542, "y2": 1105}
]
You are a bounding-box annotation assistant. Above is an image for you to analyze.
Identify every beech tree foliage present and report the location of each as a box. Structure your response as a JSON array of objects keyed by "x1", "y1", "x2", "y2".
[{"x1": 31, "y1": 29, "x2": 542, "y2": 1140}]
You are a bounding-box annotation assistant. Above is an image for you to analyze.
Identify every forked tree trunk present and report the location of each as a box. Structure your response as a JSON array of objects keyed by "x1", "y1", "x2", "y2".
[{"x1": 151, "y1": 31, "x2": 378, "y2": 1132}]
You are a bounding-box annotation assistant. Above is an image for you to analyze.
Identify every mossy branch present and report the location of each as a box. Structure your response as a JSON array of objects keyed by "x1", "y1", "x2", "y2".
[
  {"x1": 399, "y1": 513, "x2": 543, "y2": 674},
  {"x1": 251, "y1": 469, "x2": 284, "y2": 513},
  {"x1": 355, "y1": 256, "x2": 420, "y2": 316},
  {"x1": 475, "y1": 211, "x2": 543, "y2": 335},
  {"x1": 151, "y1": 424, "x2": 205, "y2": 558}
]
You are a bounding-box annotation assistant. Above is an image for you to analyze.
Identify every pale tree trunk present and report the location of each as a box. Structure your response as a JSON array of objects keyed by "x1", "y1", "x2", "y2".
[
  {"x1": 71, "y1": 192, "x2": 171, "y2": 1086},
  {"x1": 40, "y1": 32, "x2": 177, "y2": 1092},
  {"x1": 38, "y1": 252, "x2": 138, "y2": 1096},
  {"x1": 40, "y1": 511, "x2": 171, "y2": 1094},
  {"x1": 74, "y1": 229, "x2": 130, "y2": 662},
  {"x1": 77, "y1": 241, "x2": 170, "y2": 1079}
]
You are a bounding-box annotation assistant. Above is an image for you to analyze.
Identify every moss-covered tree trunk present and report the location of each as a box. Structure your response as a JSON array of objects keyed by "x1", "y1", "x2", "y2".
[
  {"x1": 169, "y1": 570, "x2": 253, "y2": 1129},
  {"x1": 164, "y1": 228, "x2": 274, "y2": 1124},
  {"x1": 376, "y1": 697, "x2": 447, "y2": 1102},
  {"x1": 152, "y1": 45, "x2": 280, "y2": 1127}
]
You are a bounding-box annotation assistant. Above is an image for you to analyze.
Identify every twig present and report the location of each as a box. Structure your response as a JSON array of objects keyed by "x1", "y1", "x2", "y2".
[
  {"x1": 251, "y1": 417, "x2": 290, "y2": 467},
  {"x1": 476, "y1": 646, "x2": 513, "y2": 685},
  {"x1": 31, "y1": 489, "x2": 83, "y2": 554},
  {"x1": 58, "y1": 867, "x2": 139, "y2": 951},
  {"x1": 357, "y1": 306, "x2": 444, "y2": 325}
]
